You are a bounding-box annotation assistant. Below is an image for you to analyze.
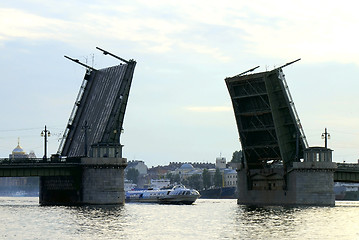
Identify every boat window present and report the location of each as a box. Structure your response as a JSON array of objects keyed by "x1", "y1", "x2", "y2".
[{"x1": 167, "y1": 191, "x2": 170, "y2": 195}]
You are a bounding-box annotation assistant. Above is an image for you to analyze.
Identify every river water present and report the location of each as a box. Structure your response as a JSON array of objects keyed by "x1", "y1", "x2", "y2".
[{"x1": 1, "y1": 197, "x2": 359, "y2": 240}]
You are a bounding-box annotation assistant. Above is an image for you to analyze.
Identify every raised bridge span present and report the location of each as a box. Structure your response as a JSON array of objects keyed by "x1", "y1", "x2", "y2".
[
  {"x1": 0, "y1": 48, "x2": 135, "y2": 205},
  {"x1": 225, "y1": 60, "x2": 338, "y2": 206}
]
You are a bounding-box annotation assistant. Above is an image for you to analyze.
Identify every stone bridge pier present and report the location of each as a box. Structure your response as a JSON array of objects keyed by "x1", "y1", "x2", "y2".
[
  {"x1": 40, "y1": 157, "x2": 127, "y2": 205},
  {"x1": 236, "y1": 147, "x2": 337, "y2": 206}
]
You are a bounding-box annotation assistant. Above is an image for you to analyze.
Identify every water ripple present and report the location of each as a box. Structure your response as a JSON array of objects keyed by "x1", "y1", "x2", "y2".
[{"x1": 1, "y1": 198, "x2": 359, "y2": 239}]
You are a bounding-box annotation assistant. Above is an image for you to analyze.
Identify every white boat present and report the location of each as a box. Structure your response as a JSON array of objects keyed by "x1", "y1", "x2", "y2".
[{"x1": 126, "y1": 185, "x2": 200, "y2": 204}]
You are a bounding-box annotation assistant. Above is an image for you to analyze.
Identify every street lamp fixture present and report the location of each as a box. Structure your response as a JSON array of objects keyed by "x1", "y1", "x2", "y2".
[
  {"x1": 41, "y1": 125, "x2": 51, "y2": 160},
  {"x1": 321, "y1": 128, "x2": 330, "y2": 149}
]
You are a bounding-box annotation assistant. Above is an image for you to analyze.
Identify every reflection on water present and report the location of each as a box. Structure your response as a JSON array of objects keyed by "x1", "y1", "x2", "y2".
[
  {"x1": 69, "y1": 205, "x2": 128, "y2": 238},
  {"x1": 234, "y1": 206, "x2": 308, "y2": 239},
  {"x1": 1, "y1": 198, "x2": 359, "y2": 239},
  {"x1": 234, "y1": 202, "x2": 359, "y2": 239}
]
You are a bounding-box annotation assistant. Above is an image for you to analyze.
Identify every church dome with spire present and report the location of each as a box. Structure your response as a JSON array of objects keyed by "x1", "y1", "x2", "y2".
[
  {"x1": 9, "y1": 138, "x2": 28, "y2": 159},
  {"x1": 12, "y1": 144, "x2": 25, "y2": 154}
]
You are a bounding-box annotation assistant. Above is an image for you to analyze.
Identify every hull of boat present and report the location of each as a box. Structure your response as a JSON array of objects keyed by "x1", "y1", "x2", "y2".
[
  {"x1": 126, "y1": 195, "x2": 198, "y2": 204},
  {"x1": 125, "y1": 185, "x2": 200, "y2": 204}
]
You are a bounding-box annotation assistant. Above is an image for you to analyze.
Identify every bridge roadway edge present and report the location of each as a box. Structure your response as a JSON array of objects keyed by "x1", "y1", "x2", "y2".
[{"x1": 0, "y1": 157, "x2": 127, "y2": 205}]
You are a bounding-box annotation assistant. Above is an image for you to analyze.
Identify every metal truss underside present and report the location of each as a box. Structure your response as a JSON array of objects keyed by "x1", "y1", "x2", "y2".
[{"x1": 226, "y1": 67, "x2": 307, "y2": 169}]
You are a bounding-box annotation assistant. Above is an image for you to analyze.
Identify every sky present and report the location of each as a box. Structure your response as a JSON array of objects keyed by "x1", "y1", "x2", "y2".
[{"x1": 0, "y1": 1, "x2": 358, "y2": 167}]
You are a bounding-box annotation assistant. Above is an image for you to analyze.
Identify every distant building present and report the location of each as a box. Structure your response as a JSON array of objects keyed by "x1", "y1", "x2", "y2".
[
  {"x1": 148, "y1": 165, "x2": 172, "y2": 175},
  {"x1": 8, "y1": 138, "x2": 37, "y2": 159},
  {"x1": 9, "y1": 139, "x2": 30, "y2": 159},
  {"x1": 28, "y1": 151, "x2": 37, "y2": 159},
  {"x1": 178, "y1": 163, "x2": 195, "y2": 173},
  {"x1": 168, "y1": 162, "x2": 215, "y2": 170},
  {"x1": 172, "y1": 163, "x2": 202, "y2": 180},
  {"x1": 223, "y1": 169, "x2": 237, "y2": 187},
  {"x1": 216, "y1": 157, "x2": 226, "y2": 169},
  {"x1": 125, "y1": 160, "x2": 149, "y2": 189},
  {"x1": 126, "y1": 160, "x2": 148, "y2": 175},
  {"x1": 0, "y1": 139, "x2": 38, "y2": 196},
  {"x1": 227, "y1": 161, "x2": 241, "y2": 170},
  {"x1": 151, "y1": 179, "x2": 170, "y2": 189}
]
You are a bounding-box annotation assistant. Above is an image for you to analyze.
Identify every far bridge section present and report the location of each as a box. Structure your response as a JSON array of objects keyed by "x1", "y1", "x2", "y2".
[
  {"x1": 334, "y1": 163, "x2": 359, "y2": 183},
  {"x1": 225, "y1": 60, "x2": 337, "y2": 206},
  {"x1": 0, "y1": 158, "x2": 80, "y2": 177}
]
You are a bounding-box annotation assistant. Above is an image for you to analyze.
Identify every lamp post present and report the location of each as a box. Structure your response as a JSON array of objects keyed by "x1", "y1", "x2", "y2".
[
  {"x1": 41, "y1": 125, "x2": 51, "y2": 160},
  {"x1": 321, "y1": 128, "x2": 330, "y2": 149}
]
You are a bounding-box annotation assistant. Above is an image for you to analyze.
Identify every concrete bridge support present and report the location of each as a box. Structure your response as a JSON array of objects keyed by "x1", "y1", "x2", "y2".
[
  {"x1": 237, "y1": 162, "x2": 337, "y2": 206},
  {"x1": 39, "y1": 157, "x2": 126, "y2": 205},
  {"x1": 287, "y1": 162, "x2": 337, "y2": 205},
  {"x1": 81, "y1": 158, "x2": 126, "y2": 205},
  {"x1": 237, "y1": 147, "x2": 337, "y2": 206}
]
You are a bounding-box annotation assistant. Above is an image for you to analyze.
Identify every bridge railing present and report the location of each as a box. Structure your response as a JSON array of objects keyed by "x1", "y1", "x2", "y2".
[
  {"x1": 336, "y1": 163, "x2": 359, "y2": 172},
  {"x1": 0, "y1": 157, "x2": 81, "y2": 165}
]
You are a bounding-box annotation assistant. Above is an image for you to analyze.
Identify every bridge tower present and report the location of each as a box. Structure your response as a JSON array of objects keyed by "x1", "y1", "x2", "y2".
[
  {"x1": 39, "y1": 48, "x2": 135, "y2": 205},
  {"x1": 225, "y1": 60, "x2": 337, "y2": 206}
]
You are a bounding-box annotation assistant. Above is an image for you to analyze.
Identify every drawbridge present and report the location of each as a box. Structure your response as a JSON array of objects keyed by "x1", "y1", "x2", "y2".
[
  {"x1": 58, "y1": 47, "x2": 136, "y2": 158},
  {"x1": 225, "y1": 59, "x2": 308, "y2": 170},
  {"x1": 0, "y1": 48, "x2": 136, "y2": 205}
]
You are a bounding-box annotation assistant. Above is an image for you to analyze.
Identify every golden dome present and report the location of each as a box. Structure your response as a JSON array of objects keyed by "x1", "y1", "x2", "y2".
[{"x1": 12, "y1": 138, "x2": 26, "y2": 155}]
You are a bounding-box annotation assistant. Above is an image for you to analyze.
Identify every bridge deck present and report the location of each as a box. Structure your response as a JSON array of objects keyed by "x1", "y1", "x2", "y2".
[
  {"x1": 334, "y1": 163, "x2": 359, "y2": 182},
  {"x1": 0, "y1": 157, "x2": 126, "y2": 177},
  {"x1": 0, "y1": 158, "x2": 81, "y2": 177}
]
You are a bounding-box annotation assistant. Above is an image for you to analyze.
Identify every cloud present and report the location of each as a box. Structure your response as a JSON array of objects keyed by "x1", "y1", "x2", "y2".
[
  {"x1": 0, "y1": 3, "x2": 234, "y2": 62},
  {"x1": 233, "y1": 1, "x2": 359, "y2": 65},
  {"x1": 185, "y1": 106, "x2": 232, "y2": 112},
  {"x1": 0, "y1": 8, "x2": 69, "y2": 40},
  {"x1": 3, "y1": 1, "x2": 359, "y2": 66},
  {"x1": 178, "y1": 42, "x2": 231, "y2": 62}
]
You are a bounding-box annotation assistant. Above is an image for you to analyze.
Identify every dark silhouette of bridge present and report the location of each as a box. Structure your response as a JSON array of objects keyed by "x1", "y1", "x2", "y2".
[
  {"x1": 0, "y1": 47, "x2": 135, "y2": 205},
  {"x1": 225, "y1": 60, "x2": 338, "y2": 206},
  {"x1": 2, "y1": 159, "x2": 359, "y2": 181}
]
